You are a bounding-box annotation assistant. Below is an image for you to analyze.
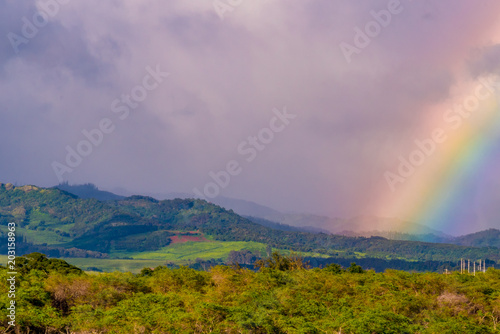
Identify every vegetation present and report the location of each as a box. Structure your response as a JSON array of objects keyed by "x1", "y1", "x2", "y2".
[
  {"x1": 112, "y1": 241, "x2": 268, "y2": 261},
  {"x1": 453, "y1": 229, "x2": 500, "y2": 248},
  {"x1": 1, "y1": 253, "x2": 500, "y2": 333},
  {"x1": 54, "y1": 182, "x2": 124, "y2": 201},
  {"x1": 1, "y1": 183, "x2": 499, "y2": 272}
]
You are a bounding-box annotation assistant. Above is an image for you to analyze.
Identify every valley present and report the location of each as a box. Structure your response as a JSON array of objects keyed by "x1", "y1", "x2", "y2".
[{"x1": 1, "y1": 182, "x2": 499, "y2": 273}]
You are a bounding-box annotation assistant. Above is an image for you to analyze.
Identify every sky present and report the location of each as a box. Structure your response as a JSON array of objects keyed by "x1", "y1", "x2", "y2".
[{"x1": 1, "y1": 0, "x2": 500, "y2": 234}]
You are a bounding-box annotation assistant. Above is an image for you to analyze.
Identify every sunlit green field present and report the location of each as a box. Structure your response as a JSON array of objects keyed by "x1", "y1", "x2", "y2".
[
  {"x1": 0, "y1": 240, "x2": 331, "y2": 273},
  {"x1": 112, "y1": 240, "x2": 268, "y2": 261},
  {"x1": 111, "y1": 240, "x2": 331, "y2": 261},
  {"x1": 0, "y1": 225, "x2": 73, "y2": 245},
  {"x1": 0, "y1": 255, "x2": 166, "y2": 273}
]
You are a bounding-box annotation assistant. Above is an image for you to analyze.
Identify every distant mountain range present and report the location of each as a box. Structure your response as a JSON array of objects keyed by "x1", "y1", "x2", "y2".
[
  {"x1": 53, "y1": 183, "x2": 499, "y2": 248},
  {"x1": 0, "y1": 182, "x2": 497, "y2": 267},
  {"x1": 99, "y1": 185, "x2": 447, "y2": 236},
  {"x1": 453, "y1": 228, "x2": 500, "y2": 248},
  {"x1": 56, "y1": 182, "x2": 125, "y2": 201}
]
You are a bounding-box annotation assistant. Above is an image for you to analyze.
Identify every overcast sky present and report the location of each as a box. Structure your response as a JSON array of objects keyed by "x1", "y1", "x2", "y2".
[{"x1": 1, "y1": 0, "x2": 500, "y2": 231}]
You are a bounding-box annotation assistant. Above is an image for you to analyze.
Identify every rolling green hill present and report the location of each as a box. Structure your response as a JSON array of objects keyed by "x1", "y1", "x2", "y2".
[
  {"x1": 1, "y1": 182, "x2": 499, "y2": 268},
  {"x1": 452, "y1": 228, "x2": 500, "y2": 248}
]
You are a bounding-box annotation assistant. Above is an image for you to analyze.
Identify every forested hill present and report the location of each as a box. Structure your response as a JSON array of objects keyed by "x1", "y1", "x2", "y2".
[
  {"x1": 452, "y1": 228, "x2": 500, "y2": 248},
  {"x1": 0, "y1": 183, "x2": 499, "y2": 264},
  {"x1": 54, "y1": 182, "x2": 124, "y2": 201}
]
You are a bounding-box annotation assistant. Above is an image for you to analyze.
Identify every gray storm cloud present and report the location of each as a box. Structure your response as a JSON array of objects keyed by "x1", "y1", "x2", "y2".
[{"x1": 1, "y1": 0, "x2": 500, "y2": 227}]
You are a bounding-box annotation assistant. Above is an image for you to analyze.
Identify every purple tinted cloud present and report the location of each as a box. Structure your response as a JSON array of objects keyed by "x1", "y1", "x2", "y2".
[{"x1": 1, "y1": 0, "x2": 500, "y2": 231}]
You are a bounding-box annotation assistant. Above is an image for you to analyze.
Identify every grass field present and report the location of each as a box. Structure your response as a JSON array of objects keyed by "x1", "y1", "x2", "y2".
[
  {"x1": 111, "y1": 240, "x2": 331, "y2": 262},
  {"x1": 0, "y1": 225, "x2": 72, "y2": 245},
  {"x1": 0, "y1": 238, "x2": 334, "y2": 273},
  {"x1": 0, "y1": 255, "x2": 166, "y2": 273},
  {"x1": 113, "y1": 241, "x2": 268, "y2": 261}
]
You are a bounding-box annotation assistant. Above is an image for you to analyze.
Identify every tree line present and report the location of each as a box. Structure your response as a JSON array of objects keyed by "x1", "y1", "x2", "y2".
[{"x1": 1, "y1": 252, "x2": 499, "y2": 333}]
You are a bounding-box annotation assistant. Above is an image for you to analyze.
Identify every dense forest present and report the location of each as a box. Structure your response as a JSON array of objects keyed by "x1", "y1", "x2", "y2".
[{"x1": 1, "y1": 253, "x2": 500, "y2": 333}]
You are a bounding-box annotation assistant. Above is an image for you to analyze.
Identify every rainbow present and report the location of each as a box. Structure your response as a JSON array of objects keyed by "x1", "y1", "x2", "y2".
[{"x1": 377, "y1": 76, "x2": 500, "y2": 235}]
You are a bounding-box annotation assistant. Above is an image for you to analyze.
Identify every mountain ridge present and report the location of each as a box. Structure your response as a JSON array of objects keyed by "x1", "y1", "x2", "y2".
[
  {"x1": 1, "y1": 182, "x2": 499, "y2": 266},
  {"x1": 55, "y1": 183, "x2": 486, "y2": 243}
]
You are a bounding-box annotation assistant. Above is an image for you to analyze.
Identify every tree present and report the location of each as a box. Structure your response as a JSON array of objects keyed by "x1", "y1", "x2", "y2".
[
  {"x1": 324, "y1": 263, "x2": 344, "y2": 274},
  {"x1": 347, "y1": 262, "x2": 365, "y2": 274},
  {"x1": 254, "y1": 251, "x2": 308, "y2": 271}
]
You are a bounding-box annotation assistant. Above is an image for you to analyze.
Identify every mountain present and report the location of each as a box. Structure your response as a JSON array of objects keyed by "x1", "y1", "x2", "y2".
[
  {"x1": 338, "y1": 230, "x2": 451, "y2": 243},
  {"x1": 245, "y1": 216, "x2": 330, "y2": 234},
  {"x1": 258, "y1": 213, "x2": 450, "y2": 240},
  {"x1": 50, "y1": 183, "x2": 500, "y2": 249},
  {"x1": 452, "y1": 229, "x2": 500, "y2": 248},
  {"x1": 336, "y1": 215, "x2": 448, "y2": 236},
  {"x1": 262, "y1": 212, "x2": 344, "y2": 232},
  {"x1": 55, "y1": 182, "x2": 124, "y2": 201},
  {"x1": 52, "y1": 185, "x2": 316, "y2": 234},
  {"x1": 1, "y1": 182, "x2": 500, "y2": 266},
  {"x1": 210, "y1": 196, "x2": 282, "y2": 217},
  {"x1": 136, "y1": 191, "x2": 283, "y2": 218},
  {"x1": 340, "y1": 228, "x2": 500, "y2": 248},
  {"x1": 97, "y1": 185, "x2": 449, "y2": 239}
]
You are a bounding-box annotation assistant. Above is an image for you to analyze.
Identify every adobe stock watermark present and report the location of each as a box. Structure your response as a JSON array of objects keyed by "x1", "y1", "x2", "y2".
[
  {"x1": 339, "y1": 0, "x2": 411, "y2": 64},
  {"x1": 213, "y1": 0, "x2": 244, "y2": 20},
  {"x1": 385, "y1": 76, "x2": 500, "y2": 192},
  {"x1": 6, "y1": 222, "x2": 17, "y2": 328},
  {"x1": 51, "y1": 64, "x2": 169, "y2": 182},
  {"x1": 193, "y1": 107, "x2": 296, "y2": 200},
  {"x1": 7, "y1": 0, "x2": 70, "y2": 55}
]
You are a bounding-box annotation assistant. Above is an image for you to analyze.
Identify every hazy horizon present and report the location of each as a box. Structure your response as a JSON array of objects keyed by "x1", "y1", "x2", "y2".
[{"x1": 2, "y1": 1, "x2": 500, "y2": 234}]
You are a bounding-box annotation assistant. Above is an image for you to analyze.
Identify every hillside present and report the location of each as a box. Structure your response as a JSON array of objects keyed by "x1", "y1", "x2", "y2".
[
  {"x1": 453, "y1": 228, "x2": 500, "y2": 248},
  {"x1": 56, "y1": 183, "x2": 461, "y2": 243},
  {"x1": 54, "y1": 182, "x2": 125, "y2": 201},
  {"x1": 245, "y1": 216, "x2": 330, "y2": 234},
  {"x1": 52, "y1": 184, "x2": 322, "y2": 233},
  {"x1": 109, "y1": 188, "x2": 283, "y2": 217},
  {"x1": 1, "y1": 183, "x2": 500, "y2": 267},
  {"x1": 344, "y1": 229, "x2": 500, "y2": 248}
]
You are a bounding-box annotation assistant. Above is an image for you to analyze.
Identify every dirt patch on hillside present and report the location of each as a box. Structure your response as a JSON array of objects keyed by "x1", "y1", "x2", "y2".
[{"x1": 170, "y1": 234, "x2": 208, "y2": 244}]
